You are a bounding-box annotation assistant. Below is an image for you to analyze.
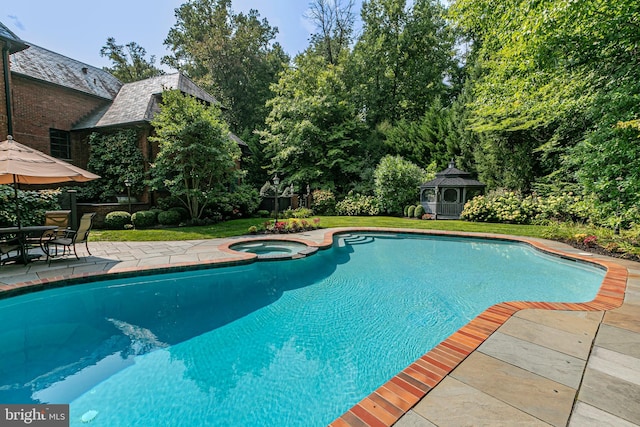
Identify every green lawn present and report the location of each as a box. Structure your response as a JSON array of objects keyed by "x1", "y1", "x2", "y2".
[
  {"x1": 91, "y1": 216, "x2": 548, "y2": 241},
  {"x1": 89, "y1": 215, "x2": 640, "y2": 258}
]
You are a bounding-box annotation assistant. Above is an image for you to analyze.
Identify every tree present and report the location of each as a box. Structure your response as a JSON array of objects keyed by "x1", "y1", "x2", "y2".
[
  {"x1": 258, "y1": 53, "x2": 376, "y2": 195},
  {"x1": 374, "y1": 155, "x2": 428, "y2": 215},
  {"x1": 149, "y1": 90, "x2": 241, "y2": 220},
  {"x1": 305, "y1": 0, "x2": 356, "y2": 65},
  {"x1": 163, "y1": 0, "x2": 289, "y2": 134},
  {"x1": 382, "y1": 99, "x2": 450, "y2": 170},
  {"x1": 100, "y1": 38, "x2": 164, "y2": 83},
  {"x1": 449, "y1": 0, "x2": 640, "y2": 211},
  {"x1": 352, "y1": 0, "x2": 456, "y2": 125}
]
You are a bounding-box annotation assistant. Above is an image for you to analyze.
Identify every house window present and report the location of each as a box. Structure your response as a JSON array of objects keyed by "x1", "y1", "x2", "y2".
[{"x1": 50, "y1": 129, "x2": 71, "y2": 159}]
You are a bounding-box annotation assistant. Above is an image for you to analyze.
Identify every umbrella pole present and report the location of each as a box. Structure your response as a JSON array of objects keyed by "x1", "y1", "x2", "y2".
[{"x1": 13, "y1": 174, "x2": 21, "y2": 229}]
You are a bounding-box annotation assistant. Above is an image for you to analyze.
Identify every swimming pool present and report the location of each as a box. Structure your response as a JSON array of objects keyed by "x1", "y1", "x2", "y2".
[{"x1": 0, "y1": 232, "x2": 605, "y2": 426}]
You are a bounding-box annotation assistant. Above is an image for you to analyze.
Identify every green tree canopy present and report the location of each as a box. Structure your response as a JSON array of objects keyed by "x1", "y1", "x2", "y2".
[
  {"x1": 351, "y1": 0, "x2": 457, "y2": 125},
  {"x1": 450, "y1": 0, "x2": 640, "y2": 210},
  {"x1": 258, "y1": 53, "x2": 376, "y2": 195},
  {"x1": 100, "y1": 38, "x2": 164, "y2": 83},
  {"x1": 163, "y1": 0, "x2": 290, "y2": 134},
  {"x1": 149, "y1": 90, "x2": 241, "y2": 220}
]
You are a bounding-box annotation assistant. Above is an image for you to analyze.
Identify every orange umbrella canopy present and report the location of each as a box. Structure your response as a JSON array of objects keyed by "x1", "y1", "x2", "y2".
[{"x1": 0, "y1": 135, "x2": 100, "y2": 185}]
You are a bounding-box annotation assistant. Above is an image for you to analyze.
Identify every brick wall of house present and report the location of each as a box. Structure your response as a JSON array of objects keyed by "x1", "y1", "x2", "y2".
[{"x1": 11, "y1": 75, "x2": 109, "y2": 163}]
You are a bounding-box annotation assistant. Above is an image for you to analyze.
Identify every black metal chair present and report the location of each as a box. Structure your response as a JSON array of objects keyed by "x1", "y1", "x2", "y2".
[
  {"x1": 0, "y1": 236, "x2": 22, "y2": 266},
  {"x1": 46, "y1": 213, "x2": 96, "y2": 261}
]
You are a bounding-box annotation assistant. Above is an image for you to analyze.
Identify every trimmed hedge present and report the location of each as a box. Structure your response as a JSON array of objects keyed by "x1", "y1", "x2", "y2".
[
  {"x1": 104, "y1": 211, "x2": 132, "y2": 230},
  {"x1": 169, "y1": 206, "x2": 189, "y2": 220},
  {"x1": 158, "y1": 210, "x2": 181, "y2": 226},
  {"x1": 131, "y1": 210, "x2": 157, "y2": 229}
]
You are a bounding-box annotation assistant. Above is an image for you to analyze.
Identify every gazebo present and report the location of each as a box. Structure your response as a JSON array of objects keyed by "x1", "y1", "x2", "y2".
[{"x1": 419, "y1": 160, "x2": 485, "y2": 219}]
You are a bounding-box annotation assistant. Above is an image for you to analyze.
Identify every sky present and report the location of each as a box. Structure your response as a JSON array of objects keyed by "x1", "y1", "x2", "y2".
[{"x1": 4, "y1": 0, "x2": 363, "y2": 70}]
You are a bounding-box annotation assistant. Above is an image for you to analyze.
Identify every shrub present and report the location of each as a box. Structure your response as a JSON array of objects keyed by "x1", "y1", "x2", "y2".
[
  {"x1": 292, "y1": 207, "x2": 313, "y2": 218},
  {"x1": 311, "y1": 189, "x2": 336, "y2": 215},
  {"x1": 461, "y1": 190, "x2": 602, "y2": 226},
  {"x1": 149, "y1": 208, "x2": 162, "y2": 221},
  {"x1": 248, "y1": 225, "x2": 258, "y2": 234},
  {"x1": 407, "y1": 205, "x2": 416, "y2": 218},
  {"x1": 404, "y1": 205, "x2": 412, "y2": 217},
  {"x1": 414, "y1": 204, "x2": 425, "y2": 218},
  {"x1": 156, "y1": 196, "x2": 181, "y2": 211},
  {"x1": 229, "y1": 183, "x2": 260, "y2": 216},
  {"x1": 169, "y1": 206, "x2": 189, "y2": 220},
  {"x1": 460, "y1": 190, "x2": 528, "y2": 224},
  {"x1": 104, "y1": 211, "x2": 132, "y2": 230},
  {"x1": 79, "y1": 129, "x2": 146, "y2": 202},
  {"x1": 262, "y1": 217, "x2": 321, "y2": 233},
  {"x1": 374, "y1": 155, "x2": 428, "y2": 215},
  {"x1": 336, "y1": 193, "x2": 380, "y2": 216},
  {"x1": 157, "y1": 210, "x2": 181, "y2": 226},
  {"x1": 257, "y1": 210, "x2": 270, "y2": 218},
  {"x1": 280, "y1": 208, "x2": 294, "y2": 218},
  {"x1": 0, "y1": 186, "x2": 61, "y2": 227},
  {"x1": 131, "y1": 210, "x2": 156, "y2": 229}
]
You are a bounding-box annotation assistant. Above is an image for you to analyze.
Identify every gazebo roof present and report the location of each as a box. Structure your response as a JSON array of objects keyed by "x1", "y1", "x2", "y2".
[{"x1": 421, "y1": 160, "x2": 485, "y2": 188}]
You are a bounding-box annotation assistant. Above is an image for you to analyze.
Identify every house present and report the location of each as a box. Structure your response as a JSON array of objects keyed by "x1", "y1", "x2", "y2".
[{"x1": 0, "y1": 21, "x2": 246, "y2": 206}]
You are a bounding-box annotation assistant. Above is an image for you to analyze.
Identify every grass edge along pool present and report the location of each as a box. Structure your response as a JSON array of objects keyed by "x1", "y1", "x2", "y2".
[{"x1": 0, "y1": 231, "x2": 610, "y2": 426}]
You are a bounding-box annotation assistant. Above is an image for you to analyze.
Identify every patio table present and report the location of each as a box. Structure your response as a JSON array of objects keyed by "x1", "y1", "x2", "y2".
[{"x1": 0, "y1": 225, "x2": 58, "y2": 264}]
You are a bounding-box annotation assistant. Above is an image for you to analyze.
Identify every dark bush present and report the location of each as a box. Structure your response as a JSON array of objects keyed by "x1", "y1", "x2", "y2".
[
  {"x1": 131, "y1": 211, "x2": 156, "y2": 229},
  {"x1": 257, "y1": 210, "x2": 270, "y2": 218},
  {"x1": 158, "y1": 210, "x2": 181, "y2": 226},
  {"x1": 169, "y1": 206, "x2": 189, "y2": 220},
  {"x1": 149, "y1": 208, "x2": 162, "y2": 221},
  {"x1": 104, "y1": 211, "x2": 132, "y2": 230},
  {"x1": 0, "y1": 186, "x2": 61, "y2": 227}
]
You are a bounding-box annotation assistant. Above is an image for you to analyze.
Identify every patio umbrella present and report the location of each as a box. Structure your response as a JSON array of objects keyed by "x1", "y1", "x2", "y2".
[{"x1": 0, "y1": 135, "x2": 100, "y2": 227}]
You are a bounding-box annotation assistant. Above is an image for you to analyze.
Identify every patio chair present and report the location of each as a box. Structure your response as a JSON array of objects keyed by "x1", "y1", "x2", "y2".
[
  {"x1": 43, "y1": 210, "x2": 72, "y2": 236},
  {"x1": 46, "y1": 212, "x2": 96, "y2": 261},
  {"x1": 0, "y1": 236, "x2": 22, "y2": 265},
  {"x1": 25, "y1": 210, "x2": 72, "y2": 251}
]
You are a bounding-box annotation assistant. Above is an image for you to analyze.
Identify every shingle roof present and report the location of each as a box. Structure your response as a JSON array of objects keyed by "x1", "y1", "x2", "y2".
[
  {"x1": 10, "y1": 43, "x2": 122, "y2": 100},
  {"x1": 73, "y1": 73, "x2": 221, "y2": 129},
  {"x1": 0, "y1": 22, "x2": 28, "y2": 53},
  {"x1": 421, "y1": 161, "x2": 485, "y2": 188}
]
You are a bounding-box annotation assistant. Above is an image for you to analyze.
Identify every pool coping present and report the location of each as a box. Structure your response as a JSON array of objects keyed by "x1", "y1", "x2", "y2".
[{"x1": 0, "y1": 227, "x2": 629, "y2": 426}]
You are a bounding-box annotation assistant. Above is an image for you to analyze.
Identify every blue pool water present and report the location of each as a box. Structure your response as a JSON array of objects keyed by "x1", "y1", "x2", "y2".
[{"x1": 0, "y1": 233, "x2": 604, "y2": 426}]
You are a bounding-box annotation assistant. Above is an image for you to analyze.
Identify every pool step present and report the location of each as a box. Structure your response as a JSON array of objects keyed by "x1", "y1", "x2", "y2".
[{"x1": 342, "y1": 235, "x2": 375, "y2": 246}]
